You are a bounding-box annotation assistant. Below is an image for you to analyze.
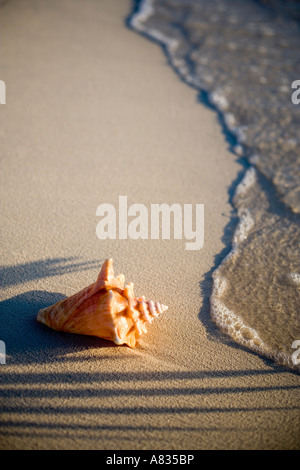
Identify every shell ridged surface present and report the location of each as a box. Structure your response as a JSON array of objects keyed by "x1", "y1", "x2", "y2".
[{"x1": 37, "y1": 259, "x2": 168, "y2": 347}]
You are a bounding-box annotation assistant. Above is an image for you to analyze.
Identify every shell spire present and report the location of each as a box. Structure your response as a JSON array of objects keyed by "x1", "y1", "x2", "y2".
[{"x1": 37, "y1": 258, "x2": 168, "y2": 347}]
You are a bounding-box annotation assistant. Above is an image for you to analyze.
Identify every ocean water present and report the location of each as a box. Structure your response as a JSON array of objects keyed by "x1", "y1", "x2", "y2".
[{"x1": 130, "y1": 0, "x2": 300, "y2": 371}]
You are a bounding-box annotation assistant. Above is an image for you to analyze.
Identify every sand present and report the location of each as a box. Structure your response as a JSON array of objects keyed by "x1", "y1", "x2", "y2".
[{"x1": 0, "y1": 0, "x2": 299, "y2": 450}]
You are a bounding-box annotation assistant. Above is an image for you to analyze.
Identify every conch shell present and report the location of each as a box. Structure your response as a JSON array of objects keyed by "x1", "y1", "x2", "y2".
[{"x1": 37, "y1": 258, "x2": 168, "y2": 347}]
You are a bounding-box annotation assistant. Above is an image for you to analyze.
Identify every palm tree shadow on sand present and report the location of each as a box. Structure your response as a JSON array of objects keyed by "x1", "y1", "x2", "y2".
[{"x1": 0, "y1": 257, "x2": 101, "y2": 288}]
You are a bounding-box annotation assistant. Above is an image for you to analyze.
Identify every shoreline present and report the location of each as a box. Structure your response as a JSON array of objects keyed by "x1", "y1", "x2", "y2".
[{"x1": 129, "y1": 0, "x2": 300, "y2": 373}]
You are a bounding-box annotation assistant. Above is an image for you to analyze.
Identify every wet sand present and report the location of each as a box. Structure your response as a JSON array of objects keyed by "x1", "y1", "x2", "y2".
[{"x1": 0, "y1": 0, "x2": 299, "y2": 450}]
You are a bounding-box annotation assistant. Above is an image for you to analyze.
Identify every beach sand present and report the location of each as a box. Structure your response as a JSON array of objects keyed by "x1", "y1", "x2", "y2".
[{"x1": 0, "y1": 0, "x2": 299, "y2": 450}]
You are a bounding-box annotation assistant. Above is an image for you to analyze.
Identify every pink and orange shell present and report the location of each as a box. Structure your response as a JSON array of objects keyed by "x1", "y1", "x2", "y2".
[{"x1": 37, "y1": 258, "x2": 168, "y2": 347}]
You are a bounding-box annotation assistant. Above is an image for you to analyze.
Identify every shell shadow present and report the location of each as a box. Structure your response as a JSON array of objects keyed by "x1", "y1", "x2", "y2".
[{"x1": 0, "y1": 290, "x2": 117, "y2": 365}]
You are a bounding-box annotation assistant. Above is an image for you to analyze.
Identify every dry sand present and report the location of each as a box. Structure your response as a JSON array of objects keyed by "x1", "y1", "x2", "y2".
[{"x1": 0, "y1": 0, "x2": 299, "y2": 450}]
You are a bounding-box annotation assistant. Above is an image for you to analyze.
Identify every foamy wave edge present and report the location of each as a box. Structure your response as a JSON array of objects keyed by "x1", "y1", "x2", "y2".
[
  {"x1": 211, "y1": 170, "x2": 299, "y2": 371},
  {"x1": 130, "y1": 1, "x2": 299, "y2": 371},
  {"x1": 212, "y1": 168, "x2": 299, "y2": 371}
]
